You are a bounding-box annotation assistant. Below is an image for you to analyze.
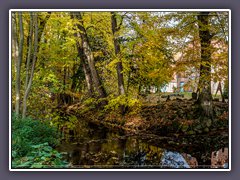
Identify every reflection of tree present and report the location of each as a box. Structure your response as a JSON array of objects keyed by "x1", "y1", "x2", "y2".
[
  {"x1": 211, "y1": 148, "x2": 228, "y2": 168},
  {"x1": 181, "y1": 153, "x2": 198, "y2": 168}
]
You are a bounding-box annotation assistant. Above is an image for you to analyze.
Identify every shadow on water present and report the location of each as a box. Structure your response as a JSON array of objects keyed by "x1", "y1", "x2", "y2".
[{"x1": 57, "y1": 121, "x2": 229, "y2": 169}]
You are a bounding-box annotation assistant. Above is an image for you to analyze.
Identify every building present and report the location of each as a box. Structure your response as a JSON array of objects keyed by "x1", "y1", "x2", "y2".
[
  {"x1": 160, "y1": 39, "x2": 227, "y2": 95},
  {"x1": 161, "y1": 72, "x2": 223, "y2": 95}
]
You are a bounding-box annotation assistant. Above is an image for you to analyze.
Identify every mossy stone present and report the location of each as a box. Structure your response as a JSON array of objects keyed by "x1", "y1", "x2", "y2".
[
  {"x1": 203, "y1": 127, "x2": 209, "y2": 133},
  {"x1": 181, "y1": 124, "x2": 189, "y2": 132},
  {"x1": 187, "y1": 130, "x2": 196, "y2": 135},
  {"x1": 206, "y1": 119, "x2": 212, "y2": 127}
]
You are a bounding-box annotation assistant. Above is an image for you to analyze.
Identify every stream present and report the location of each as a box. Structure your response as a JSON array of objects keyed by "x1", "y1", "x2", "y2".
[{"x1": 56, "y1": 121, "x2": 229, "y2": 169}]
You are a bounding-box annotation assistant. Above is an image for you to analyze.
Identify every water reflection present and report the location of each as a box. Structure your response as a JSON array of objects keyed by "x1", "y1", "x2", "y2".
[
  {"x1": 57, "y1": 122, "x2": 228, "y2": 169},
  {"x1": 211, "y1": 148, "x2": 228, "y2": 168}
]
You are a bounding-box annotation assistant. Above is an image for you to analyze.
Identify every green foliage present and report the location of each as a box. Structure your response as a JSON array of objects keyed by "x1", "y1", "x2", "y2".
[
  {"x1": 12, "y1": 11, "x2": 229, "y2": 120},
  {"x1": 12, "y1": 114, "x2": 60, "y2": 158},
  {"x1": 104, "y1": 95, "x2": 142, "y2": 115},
  {"x1": 48, "y1": 109, "x2": 79, "y2": 131},
  {"x1": 223, "y1": 85, "x2": 228, "y2": 99},
  {"x1": 12, "y1": 142, "x2": 68, "y2": 168},
  {"x1": 12, "y1": 114, "x2": 67, "y2": 169}
]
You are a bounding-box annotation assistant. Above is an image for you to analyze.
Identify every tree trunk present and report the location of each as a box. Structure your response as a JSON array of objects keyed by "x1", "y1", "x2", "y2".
[
  {"x1": 76, "y1": 42, "x2": 94, "y2": 96},
  {"x1": 15, "y1": 12, "x2": 24, "y2": 116},
  {"x1": 111, "y1": 12, "x2": 125, "y2": 96},
  {"x1": 63, "y1": 66, "x2": 66, "y2": 91},
  {"x1": 21, "y1": 13, "x2": 50, "y2": 118},
  {"x1": 24, "y1": 12, "x2": 33, "y2": 92},
  {"x1": 37, "y1": 13, "x2": 51, "y2": 51},
  {"x1": 197, "y1": 12, "x2": 213, "y2": 118},
  {"x1": 74, "y1": 13, "x2": 107, "y2": 104},
  {"x1": 11, "y1": 13, "x2": 19, "y2": 111},
  {"x1": 70, "y1": 12, "x2": 95, "y2": 97},
  {"x1": 22, "y1": 15, "x2": 39, "y2": 118},
  {"x1": 214, "y1": 81, "x2": 225, "y2": 102},
  {"x1": 111, "y1": 12, "x2": 126, "y2": 114}
]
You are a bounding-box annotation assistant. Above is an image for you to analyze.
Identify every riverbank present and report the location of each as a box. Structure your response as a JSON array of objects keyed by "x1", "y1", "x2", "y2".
[
  {"x1": 62, "y1": 98, "x2": 228, "y2": 137},
  {"x1": 55, "y1": 98, "x2": 229, "y2": 168}
]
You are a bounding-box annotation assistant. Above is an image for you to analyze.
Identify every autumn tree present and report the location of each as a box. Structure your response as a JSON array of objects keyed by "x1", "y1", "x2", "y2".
[
  {"x1": 111, "y1": 12, "x2": 126, "y2": 113},
  {"x1": 197, "y1": 12, "x2": 214, "y2": 118},
  {"x1": 11, "y1": 12, "x2": 51, "y2": 118},
  {"x1": 72, "y1": 12, "x2": 108, "y2": 105}
]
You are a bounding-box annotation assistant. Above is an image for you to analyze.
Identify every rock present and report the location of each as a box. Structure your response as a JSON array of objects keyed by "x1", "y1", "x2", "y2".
[
  {"x1": 107, "y1": 157, "x2": 119, "y2": 165},
  {"x1": 203, "y1": 127, "x2": 209, "y2": 133},
  {"x1": 186, "y1": 113, "x2": 193, "y2": 119},
  {"x1": 196, "y1": 130, "x2": 202, "y2": 134},
  {"x1": 168, "y1": 141, "x2": 175, "y2": 145},
  {"x1": 206, "y1": 119, "x2": 212, "y2": 127},
  {"x1": 192, "y1": 92, "x2": 197, "y2": 100},
  {"x1": 181, "y1": 124, "x2": 189, "y2": 132},
  {"x1": 187, "y1": 130, "x2": 196, "y2": 135},
  {"x1": 169, "y1": 114, "x2": 177, "y2": 120},
  {"x1": 193, "y1": 124, "x2": 202, "y2": 131}
]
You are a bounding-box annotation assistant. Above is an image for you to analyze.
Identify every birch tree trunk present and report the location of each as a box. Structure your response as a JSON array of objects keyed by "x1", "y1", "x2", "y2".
[
  {"x1": 22, "y1": 14, "x2": 38, "y2": 118},
  {"x1": 24, "y1": 12, "x2": 33, "y2": 92},
  {"x1": 11, "y1": 12, "x2": 18, "y2": 76},
  {"x1": 15, "y1": 12, "x2": 24, "y2": 116}
]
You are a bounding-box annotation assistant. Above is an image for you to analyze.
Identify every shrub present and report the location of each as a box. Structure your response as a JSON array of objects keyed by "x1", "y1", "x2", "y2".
[
  {"x1": 223, "y1": 88, "x2": 228, "y2": 99},
  {"x1": 12, "y1": 114, "x2": 60, "y2": 158},
  {"x1": 12, "y1": 142, "x2": 68, "y2": 168},
  {"x1": 104, "y1": 95, "x2": 142, "y2": 115},
  {"x1": 11, "y1": 114, "x2": 68, "y2": 168}
]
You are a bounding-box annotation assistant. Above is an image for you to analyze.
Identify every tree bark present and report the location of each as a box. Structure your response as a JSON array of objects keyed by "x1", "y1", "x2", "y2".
[
  {"x1": 70, "y1": 13, "x2": 95, "y2": 97},
  {"x1": 74, "y1": 13, "x2": 107, "y2": 103},
  {"x1": 15, "y1": 12, "x2": 24, "y2": 116},
  {"x1": 11, "y1": 12, "x2": 19, "y2": 112},
  {"x1": 197, "y1": 12, "x2": 213, "y2": 118},
  {"x1": 76, "y1": 41, "x2": 94, "y2": 96},
  {"x1": 21, "y1": 13, "x2": 51, "y2": 118},
  {"x1": 22, "y1": 14, "x2": 39, "y2": 118},
  {"x1": 12, "y1": 13, "x2": 18, "y2": 69},
  {"x1": 24, "y1": 12, "x2": 33, "y2": 92},
  {"x1": 111, "y1": 12, "x2": 125, "y2": 96},
  {"x1": 111, "y1": 12, "x2": 126, "y2": 114},
  {"x1": 37, "y1": 13, "x2": 51, "y2": 51},
  {"x1": 215, "y1": 81, "x2": 225, "y2": 102}
]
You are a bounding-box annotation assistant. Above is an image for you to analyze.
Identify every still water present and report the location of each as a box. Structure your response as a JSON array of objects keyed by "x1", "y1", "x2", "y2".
[{"x1": 57, "y1": 122, "x2": 228, "y2": 169}]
